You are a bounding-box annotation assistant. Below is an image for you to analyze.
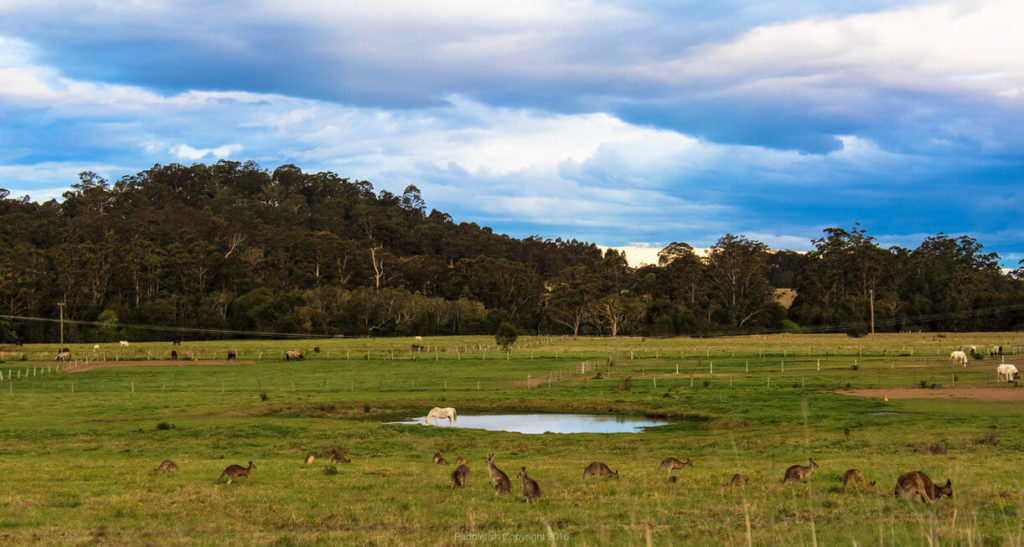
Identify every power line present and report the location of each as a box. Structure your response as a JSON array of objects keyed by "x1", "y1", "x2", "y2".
[{"x1": 0, "y1": 314, "x2": 335, "y2": 339}]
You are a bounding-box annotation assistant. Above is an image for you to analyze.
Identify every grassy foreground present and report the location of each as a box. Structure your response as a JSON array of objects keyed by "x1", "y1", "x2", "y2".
[{"x1": 0, "y1": 333, "x2": 1022, "y2": 545}]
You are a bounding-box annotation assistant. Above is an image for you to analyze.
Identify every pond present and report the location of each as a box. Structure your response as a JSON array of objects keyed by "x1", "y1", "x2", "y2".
[{"x1": 386, "y1": 413, "x2": 671, "y2": 434}]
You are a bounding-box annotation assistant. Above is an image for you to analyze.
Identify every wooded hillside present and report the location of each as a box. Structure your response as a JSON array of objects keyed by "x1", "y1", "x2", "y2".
[{"x1": 1, "y1": 161, "x2": 1021, "y2": 342}]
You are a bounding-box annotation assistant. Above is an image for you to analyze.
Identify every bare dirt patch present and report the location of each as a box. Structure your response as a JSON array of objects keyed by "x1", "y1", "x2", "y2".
[
  {"x1": 837, "y1": 387, "x2": 1024, "y2": 402},
  {"x1": 63, "y1": 360, "x2": 255, "y2": 373}
]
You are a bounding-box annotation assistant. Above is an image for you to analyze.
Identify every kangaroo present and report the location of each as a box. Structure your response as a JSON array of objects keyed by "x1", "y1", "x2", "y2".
[
  {"x1": 456, "y1": 456, "x2": 467, "y2": 465},
  {"x1": 218, "y1": 461, "x2": 255, "y2": 485},
  {"x1": 451, "y1": 464, "x2": 471, "y2": 487},
  {"x1": 582, "y1": 461, "x2": 619, "y2": 480},
  {"x1": 304, "y1": 455, "x2": 315, "y2": 465},
  {"x1": 660, "y1": 457, "x2": 693, "y2": 471},
  {"x1": 782, "y1": 458, "x2": 819, "y2": 483},
  {"x1": 486, "y1": 454, "x2": 511, "y2": 494},
  {"x1": 517, "y1": 467, "x2": 541, "y2": 502},
  {"x1": 842, "y1": 469, "x2": 876, "y2": 490},
  {"x1": 155, "y1": 460, "x2": 178, "y2": 473},
  {"x1": 331, "y1": 450, "x2": 351, "y2": 464},
  {"x1": 731, "y1": 474, "x2": 747, "y2": 487},
  {"x1": 894, "y1": 471, "x2": 952, "y2": 503},
  {"x1": 433, "y1": 452, "x2": 449, "y2": 465}
]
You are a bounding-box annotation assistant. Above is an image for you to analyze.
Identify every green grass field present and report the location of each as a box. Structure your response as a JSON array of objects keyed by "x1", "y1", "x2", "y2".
[{"x1": 1, "y1": 333, "x2": 1022, "y2": 545}]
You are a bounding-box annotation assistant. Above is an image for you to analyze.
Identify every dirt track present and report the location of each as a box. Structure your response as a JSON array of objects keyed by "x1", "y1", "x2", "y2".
[
  {"x1": 63, "y1": 360, "x2": 255, "y2": 373},
  {"x1": 837, "y1": 387, "x2": 1024, "y2": 402}
]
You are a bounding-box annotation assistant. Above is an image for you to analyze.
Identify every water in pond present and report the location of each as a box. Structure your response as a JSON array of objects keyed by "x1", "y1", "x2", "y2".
[{"x1": 387, "y1": 414, "x2": 671, "y2": 434}]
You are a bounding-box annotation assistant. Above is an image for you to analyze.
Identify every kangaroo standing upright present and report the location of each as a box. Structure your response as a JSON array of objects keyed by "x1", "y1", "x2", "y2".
[
  {"x1": 782, "y1": 458, "x2": 819, "y2": 483},
  {"x1": 518, "y1": 467, "x2": 541, "y2": 502},
  {"x1": 486, "y1": 454, "x2": 511, "y2": 494},
  {"x1": 894, "y1": 471, "x2": 952, "y2": 503},
  {"x1": 218, "y1": 461, "x2": 256, "y2": 485},
  {"x1": 451, "y1": 464, "x2": 471, "y2": 488}
]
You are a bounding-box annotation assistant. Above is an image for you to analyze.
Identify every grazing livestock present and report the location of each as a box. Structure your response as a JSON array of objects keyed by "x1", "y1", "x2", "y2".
[
  {"x1": 314, "y1": 346, "x2": 320, "y2": 353},
  {"x1": 486, "y1": 454, "x2": 511, "y2": 494},
  {"x1": 304, "y1": 455, "x2": 315, "y2": 465},
  {"x1": 226, "y1": 350, "x2": 237, "y2": 360},
  {"x1": 969, "y1": 345, "x2": 978, "y2": 357},
  {"x1": 93, "y1": 344, "x2": 99, "y2": 351},
  {"x1": 842, "y1": 469, "x2": 876, "y2": 489},
  {"x1": 451, "y1": 464, "x2": 471, "y2": 488},
  {"x1": 285, "y1": 350, "x2": 303, "y2": 361},
  {"x1": 731, "y1": 474, "x2": 747, "y2": 487},
  {"x1": 894, "y1": 471, "x2": 952, "y2": 503},
  {"x1": 172, "y1": 339, "x2": 181, "y2": 345},
  {"x1": 433, "y1": 452, "x2": 449, "y2": 465},
  {"x1": 582, "y1": 461, "x2": 619, "y2": 479},
  {"x1": 455, "y1": 456, "x2": 467, "y2": 465},
  {"x1": 155, "y1": 460, "x2": 178, "y2": 473},
  {"x1": 425, "y1": 407, "x2": 457, "y2": 426},
  {"x1": 950, "y1": 351, "x2": 968, "y2": 367},
  {"x1": 783, "y1": 458, "x2": 819, "y2": 483},
  {"x1": 989, "y1": 345, "x2": 1003, "y2": 357},
  {"x1": 660, "y1": 457, "x2": 693, "y2": 471},
  {"x1": 517, "y1": 467, "x2": 541, "y2": 502},
  {"x1": 55, "y1": 350, "x2": 71, "y2": 361},
  {"x1": 119, "y1": 340, "x2": 130, "y2": 347},
  {"x1": 996, "y1": 363, "x2": 1019, "y2": 382},
  {"x1": 217, "y1": 461, "x2": 256, "y2": 485},
  {"x1": 170, "y1": 350, "x2": 177, "y2": 360}
]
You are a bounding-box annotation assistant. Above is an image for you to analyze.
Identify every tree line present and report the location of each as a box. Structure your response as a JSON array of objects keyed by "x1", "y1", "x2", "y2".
[{"x1": 1, "y1": 161, "x2": 1021, "y2": 343}]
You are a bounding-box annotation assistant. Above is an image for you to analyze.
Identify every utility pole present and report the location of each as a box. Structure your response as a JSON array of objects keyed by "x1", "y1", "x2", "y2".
[
  {"x1": 869, "y1": 288, "x2": 875, "y2": 335},
  {"x1": 58, "y1": 301, "x2": 66, "y2": 348}
]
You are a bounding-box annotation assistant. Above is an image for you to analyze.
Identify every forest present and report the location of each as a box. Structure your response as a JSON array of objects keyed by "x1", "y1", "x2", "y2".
[{"x1": 1, "y1": 161, "x2": 1022, "y2": 342}]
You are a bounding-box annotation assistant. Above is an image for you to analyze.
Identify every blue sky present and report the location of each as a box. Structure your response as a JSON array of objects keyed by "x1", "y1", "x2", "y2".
[{"x1": 1, "y1": 0, "x2": 1022, "y2": 266}]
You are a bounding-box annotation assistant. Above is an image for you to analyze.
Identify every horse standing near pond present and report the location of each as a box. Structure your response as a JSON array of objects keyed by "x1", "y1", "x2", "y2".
[{"x1": 425, "y1": 407, "x2": 457, "y2": 426}]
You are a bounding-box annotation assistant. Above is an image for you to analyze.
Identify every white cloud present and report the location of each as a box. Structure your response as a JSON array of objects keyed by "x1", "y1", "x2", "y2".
[{"x1": 171, "y1": 143, "x2": 244, "y2": 160}]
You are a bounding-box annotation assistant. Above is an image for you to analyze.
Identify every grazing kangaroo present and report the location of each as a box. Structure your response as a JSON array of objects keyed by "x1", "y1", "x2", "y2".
[
  {"x1": 842, "y1": 469, "x2": 876, "y2": 490},
  {"x1": 731, "y1": 474, "x2": 747, "y2": 487},
  {"x1": 894, "y1": 471, "x2": 952, "y2": 503},
  {"x1": 782, "y1": 458, "x2": 819, "y2": 483},
  {"x1": 486, "y1": 454, "x2": 511, "y2": 494},
  {"x1": 218, "y1": 461, "x2": 256, "y2": 485},
  {"x1": 155, "y1": 460, "x2": 178, "y2": 473},
  {"x1": 451, "y1": 464, "x2": 471, "y2": 487},
  {"x1": 304, "y1": 455, "x2": 315, "y2": 465},
  {"x1": 582, "y1": 461, "x2": 619, "y2": 479},
  {"x1": 455, "y1": 456, "x2": 466, "y2": 465},
  {"x1": 660, "y1": 457, "x2": 693, "y2": 471},
  {"x1": 518, "y1": 467, "x2": 541, "y2": 502},
  {"x1": 433, "y1": 452, "x2": 449, "y2": 465},
  {"x1": 331, "y1": 452, "x2": 350, "y2": 464}
]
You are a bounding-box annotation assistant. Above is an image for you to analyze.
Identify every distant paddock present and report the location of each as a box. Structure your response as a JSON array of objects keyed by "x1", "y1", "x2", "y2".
[
  {"x1": 837, "y1": 387, "x2": 1024, "y2": 402},
  {"x1": 64, "y1": 360, "x2": 255, "y2": 373}
]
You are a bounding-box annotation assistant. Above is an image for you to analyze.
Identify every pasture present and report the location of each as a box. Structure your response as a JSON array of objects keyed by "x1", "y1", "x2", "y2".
[{"x1": 0, "y1": 333, "x2": 1022, "y2": 545}]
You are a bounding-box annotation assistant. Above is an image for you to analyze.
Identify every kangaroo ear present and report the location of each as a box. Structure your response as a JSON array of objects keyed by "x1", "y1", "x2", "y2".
[{"x1": 945, "y1": 479, "x2": 951, "y2": 487}]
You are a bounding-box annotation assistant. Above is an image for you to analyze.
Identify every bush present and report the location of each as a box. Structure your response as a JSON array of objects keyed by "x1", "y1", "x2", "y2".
[
  {"x1": 260, "y1": 392, "x2": 269, "y2": 401},
  {"x1": 156, "y1": 422, "x2": 172, "y2": 430},
  {"x1": 363, "y1": 403, "x2": 371, "y2": 413},
  {"x1": 781, "y1": 319, "x2": 801, "y2": 333},
  {"x1": 494, "y1": 322, "x2": 518, "y2": 351}
]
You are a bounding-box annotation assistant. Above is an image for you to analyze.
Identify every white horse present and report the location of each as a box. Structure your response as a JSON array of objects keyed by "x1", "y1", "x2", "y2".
[
  {"x1": 950, "y1": 351, "x2": 968, "y2": 367},
  {"x1": 996, "y1": 364, "x2": 1019, "y2": 382},
  {"x1": 426, "y1": 407, "x2": 457, "y2": 426}
]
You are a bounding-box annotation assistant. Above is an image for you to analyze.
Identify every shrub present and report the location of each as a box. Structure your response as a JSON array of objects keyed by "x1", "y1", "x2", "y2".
[
  {"x1": 260, "y1": 392, "x2": 269, "y2": 401},
  {"x1": 781, "y1": 319, "x2": 801, "y2": 333},
  {"x1": 156, "y1": 422, "x2": 172, "y2": 430},
  {"x1": 363, "y1": 403, "x2": 371, "y2": 413},
  {"x1": 494, "y1": 322, "x2": 518, "y2": 351}
]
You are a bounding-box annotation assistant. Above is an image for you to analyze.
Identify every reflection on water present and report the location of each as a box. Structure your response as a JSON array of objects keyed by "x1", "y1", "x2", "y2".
[{"x1": 386, "y1": 413, "x2": 670, "y2": 434}]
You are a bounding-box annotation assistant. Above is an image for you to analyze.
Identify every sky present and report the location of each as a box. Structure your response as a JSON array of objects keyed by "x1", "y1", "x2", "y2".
[{"x1": 1, "y1": 0, "x2": 1022, "y2": 267}]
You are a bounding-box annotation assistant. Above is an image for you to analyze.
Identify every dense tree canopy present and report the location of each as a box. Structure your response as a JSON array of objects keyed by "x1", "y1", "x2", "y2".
[{"x1": 1, "y1": 161, "x2": 1021, "y2": 342}]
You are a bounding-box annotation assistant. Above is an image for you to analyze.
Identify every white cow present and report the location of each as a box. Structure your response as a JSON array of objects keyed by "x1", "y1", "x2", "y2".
[
  {"x1": 950, "y1": 351, "x2": 968, "y2": 367},
  {"x1": 119, "y1": 340, "x2": 130, "y2": 347},
  {"x1": 996, "y1": 364, "x2": 1019, "y2": 382}
]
